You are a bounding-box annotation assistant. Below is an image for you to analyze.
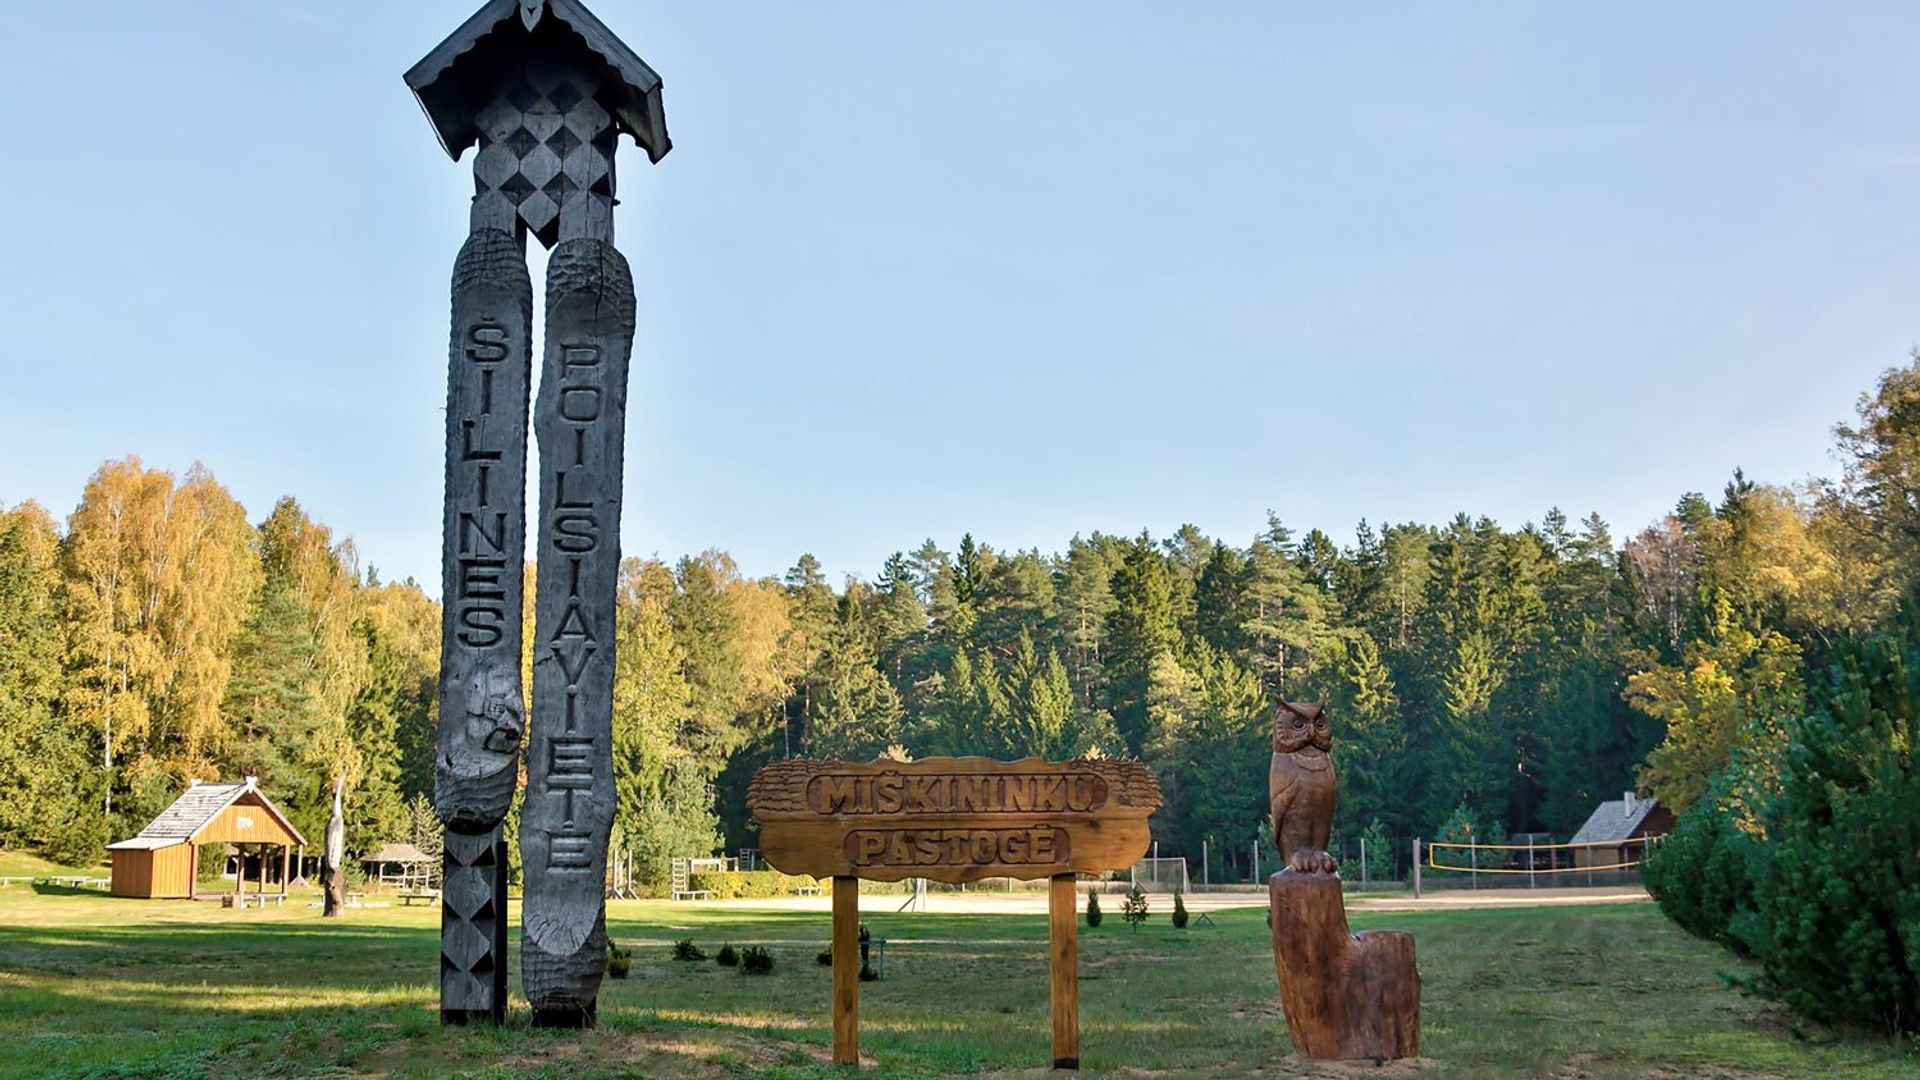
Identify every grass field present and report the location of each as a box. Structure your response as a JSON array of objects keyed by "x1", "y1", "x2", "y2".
[
  {"x1": 0, "y1": 885, "x2": 1913, "y2": 1079},
  {"x1": 0, "y1": 850, "x2": 104, "y2": 880}
]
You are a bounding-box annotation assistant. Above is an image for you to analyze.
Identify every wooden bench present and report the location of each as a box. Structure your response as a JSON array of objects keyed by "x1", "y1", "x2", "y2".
[
  {"x1": 792, "y1": 884, "x2": 823, "y2": 897},
  {"x1": 670, "y1": 889, "x2": 711, "y2": 901},
  {"x1": 400, "y1": 891, "x2": 441, "y2": 906}
]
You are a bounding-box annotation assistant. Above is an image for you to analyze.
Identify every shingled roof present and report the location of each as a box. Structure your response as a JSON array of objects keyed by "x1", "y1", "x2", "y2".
[
  {"x1": 107, "y1": 778, "x2": 308, "y2": 850},
  {"x1": 1569, "y1": 793, "x2": 1661, "y2": 845}
]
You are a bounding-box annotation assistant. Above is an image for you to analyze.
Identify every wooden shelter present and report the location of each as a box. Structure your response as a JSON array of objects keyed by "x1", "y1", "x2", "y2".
[
  {"x1": 107, "y1": 777, "x2": 307, "y2": 900},
  {"x1": 362, "y1": 843, "x2": 438, "y2": 891}
]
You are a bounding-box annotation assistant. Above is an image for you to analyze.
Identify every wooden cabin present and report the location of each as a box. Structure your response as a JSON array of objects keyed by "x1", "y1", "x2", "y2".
[
  {"x1": 1568, "y1": 791, "x2": 1673, "y2": 869},
  {"x1": 107, "y1": 777, "x2": 307, "y2": 899}
]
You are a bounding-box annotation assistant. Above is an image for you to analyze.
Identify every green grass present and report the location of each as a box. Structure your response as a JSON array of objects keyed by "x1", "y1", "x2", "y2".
[
  {"x1": 0, "y1": 887, "x2": 1912, "y2": 1078},
  {"x1": 0, "y1": 849, "x2": 105, "y2": 880}
]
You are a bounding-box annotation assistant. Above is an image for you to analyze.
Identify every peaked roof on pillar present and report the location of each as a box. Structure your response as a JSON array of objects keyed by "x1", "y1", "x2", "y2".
[{"x1": 406, "y1": 0, "x2": 671, "y2": 165}]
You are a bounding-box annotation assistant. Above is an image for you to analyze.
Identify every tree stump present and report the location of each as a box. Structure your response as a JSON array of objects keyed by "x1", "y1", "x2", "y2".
[{"x1": 1269, "y1": 869, "x2": 1419, "y2": 1060}]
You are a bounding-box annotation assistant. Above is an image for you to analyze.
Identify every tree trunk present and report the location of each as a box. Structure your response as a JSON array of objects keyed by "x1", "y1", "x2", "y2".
[{"x1": 1269, "y1": 870, "x2": 1419, "y2": 1060}]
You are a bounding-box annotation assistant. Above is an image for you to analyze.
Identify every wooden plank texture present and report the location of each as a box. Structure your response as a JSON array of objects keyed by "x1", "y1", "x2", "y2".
[
  {"x1": 747, "y1": 758, "x2": 1161, "y2": 884},
  {"x1": 1049, "y1": 874, "x2": 1079, "y2": 1069},
  {"x1": 832, "y1": 876, "x2": 859, "y2": 1065}
]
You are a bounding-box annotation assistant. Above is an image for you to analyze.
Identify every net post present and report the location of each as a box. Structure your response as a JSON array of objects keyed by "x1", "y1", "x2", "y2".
[{"x1": 1412, "y1": 838, "x2": 1421, "y2": 898}]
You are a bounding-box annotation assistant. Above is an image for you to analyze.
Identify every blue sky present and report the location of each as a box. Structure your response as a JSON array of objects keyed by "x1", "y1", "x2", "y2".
[{"x1": 3, "y1": 2, "x2": 1917, "y2": 589}]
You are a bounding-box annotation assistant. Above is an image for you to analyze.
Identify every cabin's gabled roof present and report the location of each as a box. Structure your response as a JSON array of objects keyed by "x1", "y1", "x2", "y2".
[
  {"x1": 405, "y1": 0, "x2": 670, "y2": 164},
  {"x1": 1569, "y1": 794, "x2": 1662, "y2": 845},
  {"x1": 107, "y1": 778, "x2": 308, "y2": 850}
]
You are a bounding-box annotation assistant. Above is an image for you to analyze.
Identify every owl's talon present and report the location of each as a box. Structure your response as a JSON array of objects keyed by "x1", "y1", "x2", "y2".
[{"x1": 1287, "y1": 849, "x2": 1338, "y2": 875}]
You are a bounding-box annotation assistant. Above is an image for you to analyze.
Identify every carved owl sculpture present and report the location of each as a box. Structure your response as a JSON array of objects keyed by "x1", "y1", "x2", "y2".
[{"x1": 1269, "y1": 699, "x2": 1337, "y2": 874}]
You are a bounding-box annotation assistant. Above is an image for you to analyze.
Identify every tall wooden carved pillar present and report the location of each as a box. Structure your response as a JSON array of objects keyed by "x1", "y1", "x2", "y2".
[{"x1": 407, "y1": 0, "x2": 671, "y2": 1028}]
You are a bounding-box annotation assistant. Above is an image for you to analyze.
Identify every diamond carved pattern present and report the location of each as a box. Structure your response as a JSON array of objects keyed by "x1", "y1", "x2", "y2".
[{"x1": 469, "y1": 65, "x2": 616, "y2": 247}]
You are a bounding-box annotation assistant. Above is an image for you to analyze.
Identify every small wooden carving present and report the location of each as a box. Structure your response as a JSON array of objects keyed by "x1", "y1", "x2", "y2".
[
  {"x1": 1265, "y1": 699, "x2": 1420, "y2": 1061},
  {"x1": 1269, "y1": 699, "x2": 1336, "y2": 874}
]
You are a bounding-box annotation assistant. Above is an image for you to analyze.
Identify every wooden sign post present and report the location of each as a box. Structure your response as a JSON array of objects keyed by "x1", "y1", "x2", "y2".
[{"x1": 747, "y1": 757, "x2": 1162, "y2": 1069}]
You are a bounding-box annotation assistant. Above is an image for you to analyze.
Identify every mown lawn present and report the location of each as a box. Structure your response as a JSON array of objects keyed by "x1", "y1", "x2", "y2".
[
  {"x1": 0, "y1": 850, "x2": 105, "y2": 880},
  {"x1": 0, "y1": 886, "x2": 1911, "y2": 1079}
]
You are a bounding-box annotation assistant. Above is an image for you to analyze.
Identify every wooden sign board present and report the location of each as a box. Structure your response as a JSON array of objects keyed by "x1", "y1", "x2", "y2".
[
  {"x1": 747, "y1": 757, "x2": 1161, "y2": 884},
  {"x1": 748, "y1": 756, "x2": 1163, "y2": 1069}
]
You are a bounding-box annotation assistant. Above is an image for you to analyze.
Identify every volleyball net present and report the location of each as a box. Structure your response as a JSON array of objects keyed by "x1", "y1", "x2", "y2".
[{"x1": 1422, "y1": 835, "x2": 1659, "y2": 876}]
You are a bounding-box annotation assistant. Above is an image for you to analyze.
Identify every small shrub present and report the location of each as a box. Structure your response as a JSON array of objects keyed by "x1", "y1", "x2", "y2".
[
  {"x1": 716, "y1": 944, "x2": 739, "y2": 967},
  {"x1": 740, "y1": 945, "x2": 775, "y2": 974},
  {"x1": 859, "y1": 958, "x2": 878, "y2": 982},
  {"x1": 606, "y1": 942, "x2": 631, "y2": 979},
  {"x1": 816, "y1": 947, "x2": 833, "y2": 966},
  {"x1": 1122, "y1": 883, "x2": 1150, "y2": 930},
  {"x1": 670, "y1": 939, "x2": 706, "y2": 962},
  {"x1": 1085, "y1": 888, "x2": 1103, "y2": 928},
  {"x1": 1171, "y1": 890, "x2": 1189, "y2": 929}
]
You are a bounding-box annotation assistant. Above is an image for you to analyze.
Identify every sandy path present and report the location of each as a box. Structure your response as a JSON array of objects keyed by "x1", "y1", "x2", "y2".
[{"x1": 645, "y1": 883, "x2": 1649, "y2": 917}]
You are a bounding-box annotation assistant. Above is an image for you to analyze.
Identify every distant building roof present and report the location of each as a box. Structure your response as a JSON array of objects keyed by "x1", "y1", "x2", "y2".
[
  {"x1": 106, "y1": 778, "x2": 308, "y2": 850},
  {"x1": 1570, "y1": 793, "x2": 1663, "y2": 845},
  {"x1": 363, "y1": 843, "x2": 433, "y2": 865}
]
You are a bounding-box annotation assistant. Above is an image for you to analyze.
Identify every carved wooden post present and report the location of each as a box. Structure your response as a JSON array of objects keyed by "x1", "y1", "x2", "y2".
[
  {"x1": 321, "y1": 778, "x2": 346, "y2": 919},
  {"x1": 407, "y1": 0, "x2": 670, "y2": 1029}
]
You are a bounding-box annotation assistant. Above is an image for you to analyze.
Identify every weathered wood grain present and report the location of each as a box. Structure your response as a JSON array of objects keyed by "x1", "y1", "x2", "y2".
[
  {"x1": 521, "y1": 236, "x2": 635, "y2": 1027},
  {"x1": 441, "y1": 826, "x2": 508, "y2": 1024},
  {"x1": 321, "y1": 780, "x2": 346, "y2": 919},
  {"x1": 747, "y1": 757, "x2": 1161, "y2": 884},
  {"x1": 833, "y1": 876, "x2": 859, "y2": 1065},
  {"x1": 436, "y1": 227, "x2": 531, "y2": 833},
  {"x1": 1269, "y1": 870, "x2": 1420, "y2": 1061},
  {"x1": 1049, "y1": 874, "x2": 1079, "y2": 1070}
]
